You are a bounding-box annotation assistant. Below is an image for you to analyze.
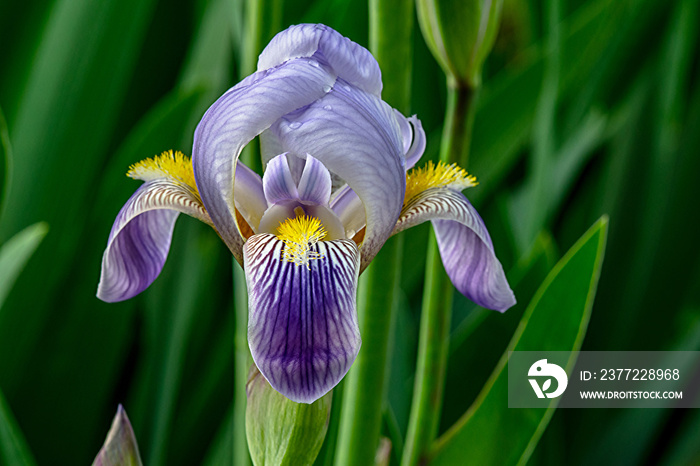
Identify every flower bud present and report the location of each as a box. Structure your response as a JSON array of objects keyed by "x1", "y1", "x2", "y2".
[
  {"x1": 417, "y1": 0, "x2": 503, "y2": 87},
  {"x1": 92, "y1": 405, "x2": 143, "y2": 466},
  {"x1": 246, "y1": 365, "x2": 332, "y2": 465}
]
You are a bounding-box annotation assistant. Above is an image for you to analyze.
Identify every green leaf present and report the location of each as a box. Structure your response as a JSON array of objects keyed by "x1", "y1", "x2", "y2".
[
  {"x1": 468, "y1": 0, "x2": 662, "y2": 208},
  {"x1": 0, "y1": 0, "x2": 159, "y2": 410},
  {"x1": 201, "y1": 402, "x2": 234, "y2": 466},
  {"x1": 0, "y1": 222, "x2": 48, "y2": 311},
  {"x1": 0, "y1": 388, "x2": 37, "y2": 466},
  {"x1": 441, "y1": 232, "x2": 558, "y2": 431},
  {"x1": 0, "y1": 106, "x2": 10, "y2": 220},
  {"x1": 431, "y1": 216, "x2": 608, "y2": 465}
]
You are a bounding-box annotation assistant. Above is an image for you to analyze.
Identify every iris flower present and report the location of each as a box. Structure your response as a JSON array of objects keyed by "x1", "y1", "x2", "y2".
[{"x1": 97, "y1": 24, "x2": 515, "y2": 404}]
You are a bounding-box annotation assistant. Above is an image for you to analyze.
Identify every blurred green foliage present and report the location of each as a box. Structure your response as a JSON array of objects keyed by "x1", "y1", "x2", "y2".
[{"x1": 0, "y1": 0, "x2": 698, "y2": 464}]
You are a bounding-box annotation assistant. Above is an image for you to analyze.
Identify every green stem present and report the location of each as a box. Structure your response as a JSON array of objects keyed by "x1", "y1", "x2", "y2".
[
  {"x1": 334, "y1": 0, "x2": 413, "y2": 464},
  {"x1": 402, "y1": 82, "x2": 477, "y2": 466},
  {"x1": 233, "y1": 265, "x2": 251, "y2": 466},
  {"x1": 239, "y1": 0, "x2": 282, "y2": 174},
  {"x1": 234, "y1": 2, "x2": 282, "y2": 463},
  {"x1": 441, "y1": 80, "x2": 478, "y2": 166},
  {"x1": 334, "y1": 236, "x2": 404, "y2": 466}
]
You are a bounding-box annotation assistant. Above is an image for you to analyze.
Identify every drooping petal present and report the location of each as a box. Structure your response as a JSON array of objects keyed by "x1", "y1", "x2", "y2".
[
  {"x1": 258, "y1": 24, "x2": 382, "y2": 97},
  {"x1": 268, "y1": 80, "x2": 405, "y2": 270},
  {"x1": 297, "y1": 154, "x2": 332, "y2": 205},
  {"x1": 393, "y1": 188, "x2": 515, "y2": 311},
  {"x1": 263, "y1": 153, "x2": 299, "y2": 205},
  {"x1": 97, "y1": 180, "x2": 211, "y2": 303},
  {"x1": 244, "y1": 233, "x2": 361, "y2": 403},
  {"x1": 192, "y1": 58, "x2": 337, "y2": 262}
]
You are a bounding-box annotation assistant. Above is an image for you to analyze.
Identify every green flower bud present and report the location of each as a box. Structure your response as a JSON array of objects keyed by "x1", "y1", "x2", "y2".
[
  {"x1": 246, "y1": 365, "x2": 332, "y2": 466},
  {"x1": 92, "y1": 405, "x2": 143, "y2": 466},
  {"x1": 417, "y1": 0, "x2": 504, "y2": 87}
]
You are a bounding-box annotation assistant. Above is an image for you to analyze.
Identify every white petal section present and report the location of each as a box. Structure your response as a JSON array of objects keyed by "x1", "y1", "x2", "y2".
[
  {"x1": 97, "y1": 180, "x2": 212, "y2": 303},
  {"x1": 244, "y1": 233, "x2": 361, "y2": 403},
  {"x1": 258, "y1": 24, "x2": 382, "y2": 97},
  {"x1": 192, "y1": 58, "x2": 336, "y2": 261},
  {"x1": 393, "y1": 188, "x2": 516, "y2": 312}
]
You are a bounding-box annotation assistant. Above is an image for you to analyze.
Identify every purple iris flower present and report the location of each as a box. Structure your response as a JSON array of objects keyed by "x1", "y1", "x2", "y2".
[{"x1": 97, "y1": 24, "x2": 515, "y2": 404}]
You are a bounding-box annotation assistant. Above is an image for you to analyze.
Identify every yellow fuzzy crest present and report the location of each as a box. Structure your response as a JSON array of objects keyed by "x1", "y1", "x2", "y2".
[
  {"x1": 276, "y1": 211, "x2": 328, "y2": 268},
  {"x1": 404, "y1": 161, "x2": 477, "y2": 203},
  {"x1": 127, "y1": 150, "x2": 198, "y2": 190}
]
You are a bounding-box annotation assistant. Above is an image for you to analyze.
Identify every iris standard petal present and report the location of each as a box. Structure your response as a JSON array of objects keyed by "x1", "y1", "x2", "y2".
[
  {"x1": 258, "y1": 24, "x2": 382, "y2": 97},
  {"x1": 328, "y1": 114, "x2": 425, "y2": 239},
  {"x1": 329, "y1": 185, "x2": 365, "y2": 239},
  {"x1": 97, "y1": 180, "x2": 211, "y2": 303},
  {"x1": 269, "y1": 80, "x2": 405, "y2": 270},
  {"x1": 192, "y1": 58, "x2": 336, "y2": 263},
  {"x1": 233, "y1": 161, "x2": 267, "y2": 233},
  {"x1": 297, "y1": 154, "x2": 332, "y2": 205},
  {"x1": 263, "y1": 153, "x2": 299, "y2": 205},
  {"x1": 393, "y1": 188, "x2": 515, "y2": 312},
  {"x1": 403, "y1": 116, "x2": 427, "y2": 170},
  {"x1": 244, "y1": 233, "x2": 361, "y2": 403}
]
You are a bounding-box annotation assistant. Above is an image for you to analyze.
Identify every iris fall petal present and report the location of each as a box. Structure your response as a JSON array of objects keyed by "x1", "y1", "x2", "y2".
[
  {"x1": 393, "y1": 188, "x2": 515, "y2": 311},
  {"x1": 97, "y1": 180, "x2": 210, "y2": 303},
  {"x1": 244, "y1": 233, "x2": 361, "y2": 403}
]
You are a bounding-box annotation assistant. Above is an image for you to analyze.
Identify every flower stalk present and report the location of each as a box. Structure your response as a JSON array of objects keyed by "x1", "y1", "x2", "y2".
[
  {"x1": 234, "y1": 265, "x2": 252, "y2": 466},
  {"x1": 402, "y1": 81, "x2": 478, "y2": 465},
  {"x1": 334, "y1": 0, "x2": 414, "y2": 464},
  {"x1": 234, "y1": 2, "x2": 282, "y2": 463}
]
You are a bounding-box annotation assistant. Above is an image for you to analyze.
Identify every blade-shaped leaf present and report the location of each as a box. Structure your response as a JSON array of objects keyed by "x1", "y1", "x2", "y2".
[
  {"x1": 0, "y1": 222, "x2": 48, "y2": 311},
  {"x1": 431, "y1": 216, "x2": 608, "y2": 465},
  {"x1": 0, "y1": 106, "x2": 9, "y2": 220},
  {"x1": 0, "y1": 388, "x2": 37, "y2": 466},
  {"x1": 441, "y1": 232, "x2": 558, "y2": 431}
]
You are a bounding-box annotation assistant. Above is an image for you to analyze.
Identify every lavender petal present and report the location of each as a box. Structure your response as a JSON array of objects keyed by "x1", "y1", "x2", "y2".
[
  {"x1": 263, "y1": 153, "x2": 299, "y2": 205},
  {"x1": 97, "y1": 180, "x2": 211, "y2": 303},
  {"x1": 192, "y1": 58, "x2": 336, "y2": 261},
  {"x1": 244, "y1": 233, "x2": 361, "y2": 403},
  {"x1": 258, "y1": 24, "x2": 382, "y2": 97},
  {"x1": 269, "y1": 80, "x2": 405, "y2": 271},
  {"x1": 234, "y1": 161, "x2": 267, "y2": 233},
  {"x1": 403, "y1": 115, "x2": 426, "y2": 170},
  {"x1": 393, "y1": 188, "x2": 515, "y2": 312},
  {"x1": 297, "y1": 154, "x2": 332, "y2": 205}
]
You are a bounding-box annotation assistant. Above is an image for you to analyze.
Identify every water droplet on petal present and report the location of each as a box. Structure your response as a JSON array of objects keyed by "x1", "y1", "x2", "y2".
[
  {"x1": 309, "y1": 61, "x2": 320, "y2": 68},
  {"x1": 323, "y1": 105, "x2": 332, "y2": 111},
  {"x1": 289, "y1": 122, "x2": 302, "y2": 129},
  {"x1": 322, "y1": 85, "x2": 332, "y2": 93}
]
